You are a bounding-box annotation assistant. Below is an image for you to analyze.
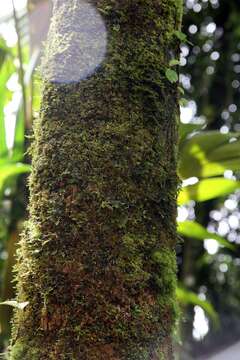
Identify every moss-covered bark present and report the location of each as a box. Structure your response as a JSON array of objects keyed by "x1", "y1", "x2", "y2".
[{"x1": 10, "y1": 0, "x2": 182, "y2": 359}]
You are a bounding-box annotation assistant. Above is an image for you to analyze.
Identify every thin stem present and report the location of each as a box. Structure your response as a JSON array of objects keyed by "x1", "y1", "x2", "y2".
[{"x1": 11, "y1": 0, "x2": 27, "y2": 125}]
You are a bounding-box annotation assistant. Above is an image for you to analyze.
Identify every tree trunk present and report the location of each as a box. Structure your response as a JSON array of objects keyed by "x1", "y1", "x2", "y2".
[{"x1": 10, "y1": 1, "x2": 182, "y2": 359}]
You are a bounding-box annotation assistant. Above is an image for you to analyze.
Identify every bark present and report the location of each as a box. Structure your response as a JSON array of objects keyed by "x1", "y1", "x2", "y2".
[{"x1": 10, "y1": 1, "x2": 182, "y2": 359}]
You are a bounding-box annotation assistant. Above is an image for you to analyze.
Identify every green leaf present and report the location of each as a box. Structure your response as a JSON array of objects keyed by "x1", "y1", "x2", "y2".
[
  {"x1": 174, "y1": 30, "x2": 187, "y2": 42},
  {"x1": 169, "y1": 59, "x2": 180, "y2": 67},
  {"x1": 176, "y1": 287, "x2": 219, "y2": 326},
  {"x1": 179, "y1": 131, "x2": 240, "y2": 178},
  {"x1": 165, "y1": 68, "x2": 178, "y2": 83},
  {"x1": 208, "y1": 139, "x2": 240, "y2": 162},
  {"x1": 179, "y1": 98, "x2": 188, "y2": 107},
  {"x1": 179, "y1": 123, "x2": 203, "y2": 143},
  {"x1": 0, "y1": 300, "x2": 29, "y2": 310},
  {"x1": 0, "y1": 163, "x2": 31, "y2": 198},
  {"x1": 178, "y1": 178, "x2": 240, "y2": 204},
  {"x1": 178, "y1": 86, "x2": 185, "y2": 95},
  {"x1": 177, "y1": 220, "x2": 235, "y2": 251}
]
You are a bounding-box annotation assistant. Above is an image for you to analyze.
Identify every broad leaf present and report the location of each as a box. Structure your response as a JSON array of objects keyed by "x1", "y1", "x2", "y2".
[
  {"x1": 179, "y1": 131, "x2": 240, "y2": 179},
  {"x1": 177, "y1": 220, "x2": 235, "y2": 251},
  {"x1": 178, "y1": 178, "x2": 240, "y2": 204},
  {"x1": 179, "y1": 123, "x2": 204, "y2": 144},
  {"x1": 0, "y1": 163, "x2": 31, "y2": 198}
]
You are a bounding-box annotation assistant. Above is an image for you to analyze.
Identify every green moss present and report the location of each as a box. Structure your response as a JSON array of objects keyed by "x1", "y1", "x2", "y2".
[
  {"x1": 10, "y1": 341, "x2": 39, "y2": 360},
  {"x1": 10, "y1": 0, "x2": 182, "y2": 359}
]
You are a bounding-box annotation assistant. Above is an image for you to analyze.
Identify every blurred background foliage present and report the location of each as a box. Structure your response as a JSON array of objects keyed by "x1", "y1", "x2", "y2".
[{"x1": 0, "y1": 0, "x2": 240, "y2": 359}]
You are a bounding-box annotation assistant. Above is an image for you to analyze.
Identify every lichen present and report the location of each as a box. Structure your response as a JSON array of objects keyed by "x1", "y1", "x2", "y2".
[{"x1": 10, "y1": 0, "x2": 182, "y2": 359}]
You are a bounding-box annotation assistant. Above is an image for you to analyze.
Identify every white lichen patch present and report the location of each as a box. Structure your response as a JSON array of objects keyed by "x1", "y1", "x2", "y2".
[{"x1": 41, "y1": 0, "x2": 107, "y2": 83}]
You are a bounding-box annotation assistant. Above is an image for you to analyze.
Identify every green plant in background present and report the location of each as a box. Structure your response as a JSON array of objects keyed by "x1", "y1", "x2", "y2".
[
  {"x1": 176, "y1": 124, "x2": 240, "y2": 335},
  {"x1": 0, "y1": 4, "x2": 34, "y2": 345},
  {"x1": 178, "y1": 124, "x2": 240, "y2": 240}
]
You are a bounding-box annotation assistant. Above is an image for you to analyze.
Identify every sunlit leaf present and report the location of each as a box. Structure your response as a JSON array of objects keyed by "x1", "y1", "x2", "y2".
[
  {"x1": 169, "y1": 59, "x2": 180, "y2": 66},
  {"x1": 174, "y1": 30, "x2": 187, "y2": 42},
  {"x1": 0, "y1": 163, "x2": 31, "y2": 198},
  {"x1": 178, "y1": 178, "x2": 240, "y2": 204},
  {"x1": 208, "y1": 139, "x2": 240, "y2": 162},
  {"x1": 179, "y1": 123, "x2": 204, "y2": 143},
  {"x1": 179, "y1": 131, "x2": 240, "y2": 178},
  {"x1": 165, "y1": 68, "x2": 178, "y2": 83},
  {"x1": 177, "y1": 220, "x2": 235, "y2": 251}
]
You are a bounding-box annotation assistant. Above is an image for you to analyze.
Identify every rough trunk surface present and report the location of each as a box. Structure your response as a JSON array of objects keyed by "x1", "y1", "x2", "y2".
[{"x1": 10, "y1": 0, "x2": 182, "y2": 359}]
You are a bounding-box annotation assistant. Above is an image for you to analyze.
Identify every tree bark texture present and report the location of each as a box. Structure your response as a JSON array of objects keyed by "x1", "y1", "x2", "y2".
[{"x1": 10, "y1": 0, "x2": 182, "y2": 359}]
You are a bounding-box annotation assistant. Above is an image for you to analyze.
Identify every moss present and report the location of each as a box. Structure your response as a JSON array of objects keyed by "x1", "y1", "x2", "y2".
[
  {"x1": 10, "y1": 340, "x2": 40, "y2": 360},
  {"x1": 10, "y1": 0, "x2": 182, "y2": 359}
]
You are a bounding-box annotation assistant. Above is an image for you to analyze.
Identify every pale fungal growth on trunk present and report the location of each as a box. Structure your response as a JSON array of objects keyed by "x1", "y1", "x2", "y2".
[{"x1": 41, "y1": 0, "x2": 107, "y2": 83}]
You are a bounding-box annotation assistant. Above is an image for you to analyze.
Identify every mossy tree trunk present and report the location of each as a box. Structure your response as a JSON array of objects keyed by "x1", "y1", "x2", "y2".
[{"x1": 10, "y1": 1, "x2": 182, "y2": 359}]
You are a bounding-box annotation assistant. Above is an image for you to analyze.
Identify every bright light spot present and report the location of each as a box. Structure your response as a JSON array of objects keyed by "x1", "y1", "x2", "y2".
[
  {"x1": 0, "y1": 0, "x2": 27, "y2": 17},
  {"x1": 180, "y1": 100, "x2": 197, "y2": 124},
  {"x1": 6, "y1": 74, "x2": 21, "y2": 92},
  {"x1": 224, "y1": 170, "x2": 234, "y2": 179},
  {"x1": 230, "y1": 137, "x2": 237, "y2": 143},
  {"x1": 219, "y1": 263, "x2": 228, "y2": 273},
  {"x1": 198, "y1": 293, "x2": 206, "y2": 301},
  {"x1": 220, "y1": 125, "x2": 229, "y2": 134},
  {"x1": 181, "y1": 45, "x2": 190, "y2": 57},
  {"x1": 186, "y1": 0, "x2": 195, "y2": 9},
  {"x1": 228, "y1": 231, "x2": 237, "y2": 242},
  {"x1": 0, "y1": 22, "x2": 17, "y2": 47},
  {"x1": 228, "y1": 215, "x2": 239, "y2": 230},
  {"x1": 224, "y1": 199, "x2": 238, "y2": 211},
  {"x1": 180, "y1": 57, "x2": 187, "y2": 66},
  {"x1": 206, "y1": 22, "x2": 216, "y2": 34},
  {"x1": 182, "y1": 177, "x2": 199, "y2": 187},
  {"x1": 210, "y1": 51, "x2": 220, "y2": 61},
  {"x1": 193, "y1": 306, "x2": 209, "y2": 341},
  {"x1": 180, "y1": 74, "x2": 191, "y2": 90},
  {"x1": 232, "y1": 80, "x2": 240, "y2": 88},
  {"x1": 210, "y1": 210, "x2": 222, "y2": 221},
  {"x1": 229, "y1": 104, "x2": 237, "y2": 113},
  {"x1": 218, "y1": 220, "x2": 230, "y2": 237},
  {"x1": 177, "y1": 206, "x2": 189, "y2": 222},
  {"x1": 204, "y1": 239, "x2": 219, "y2": 255},
  {"x1": 193, "y1": 4, "x2": 202, "y2": 13},
  {"x1": 189, "y1": 25, "x2": 198, "y2": 34}
]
